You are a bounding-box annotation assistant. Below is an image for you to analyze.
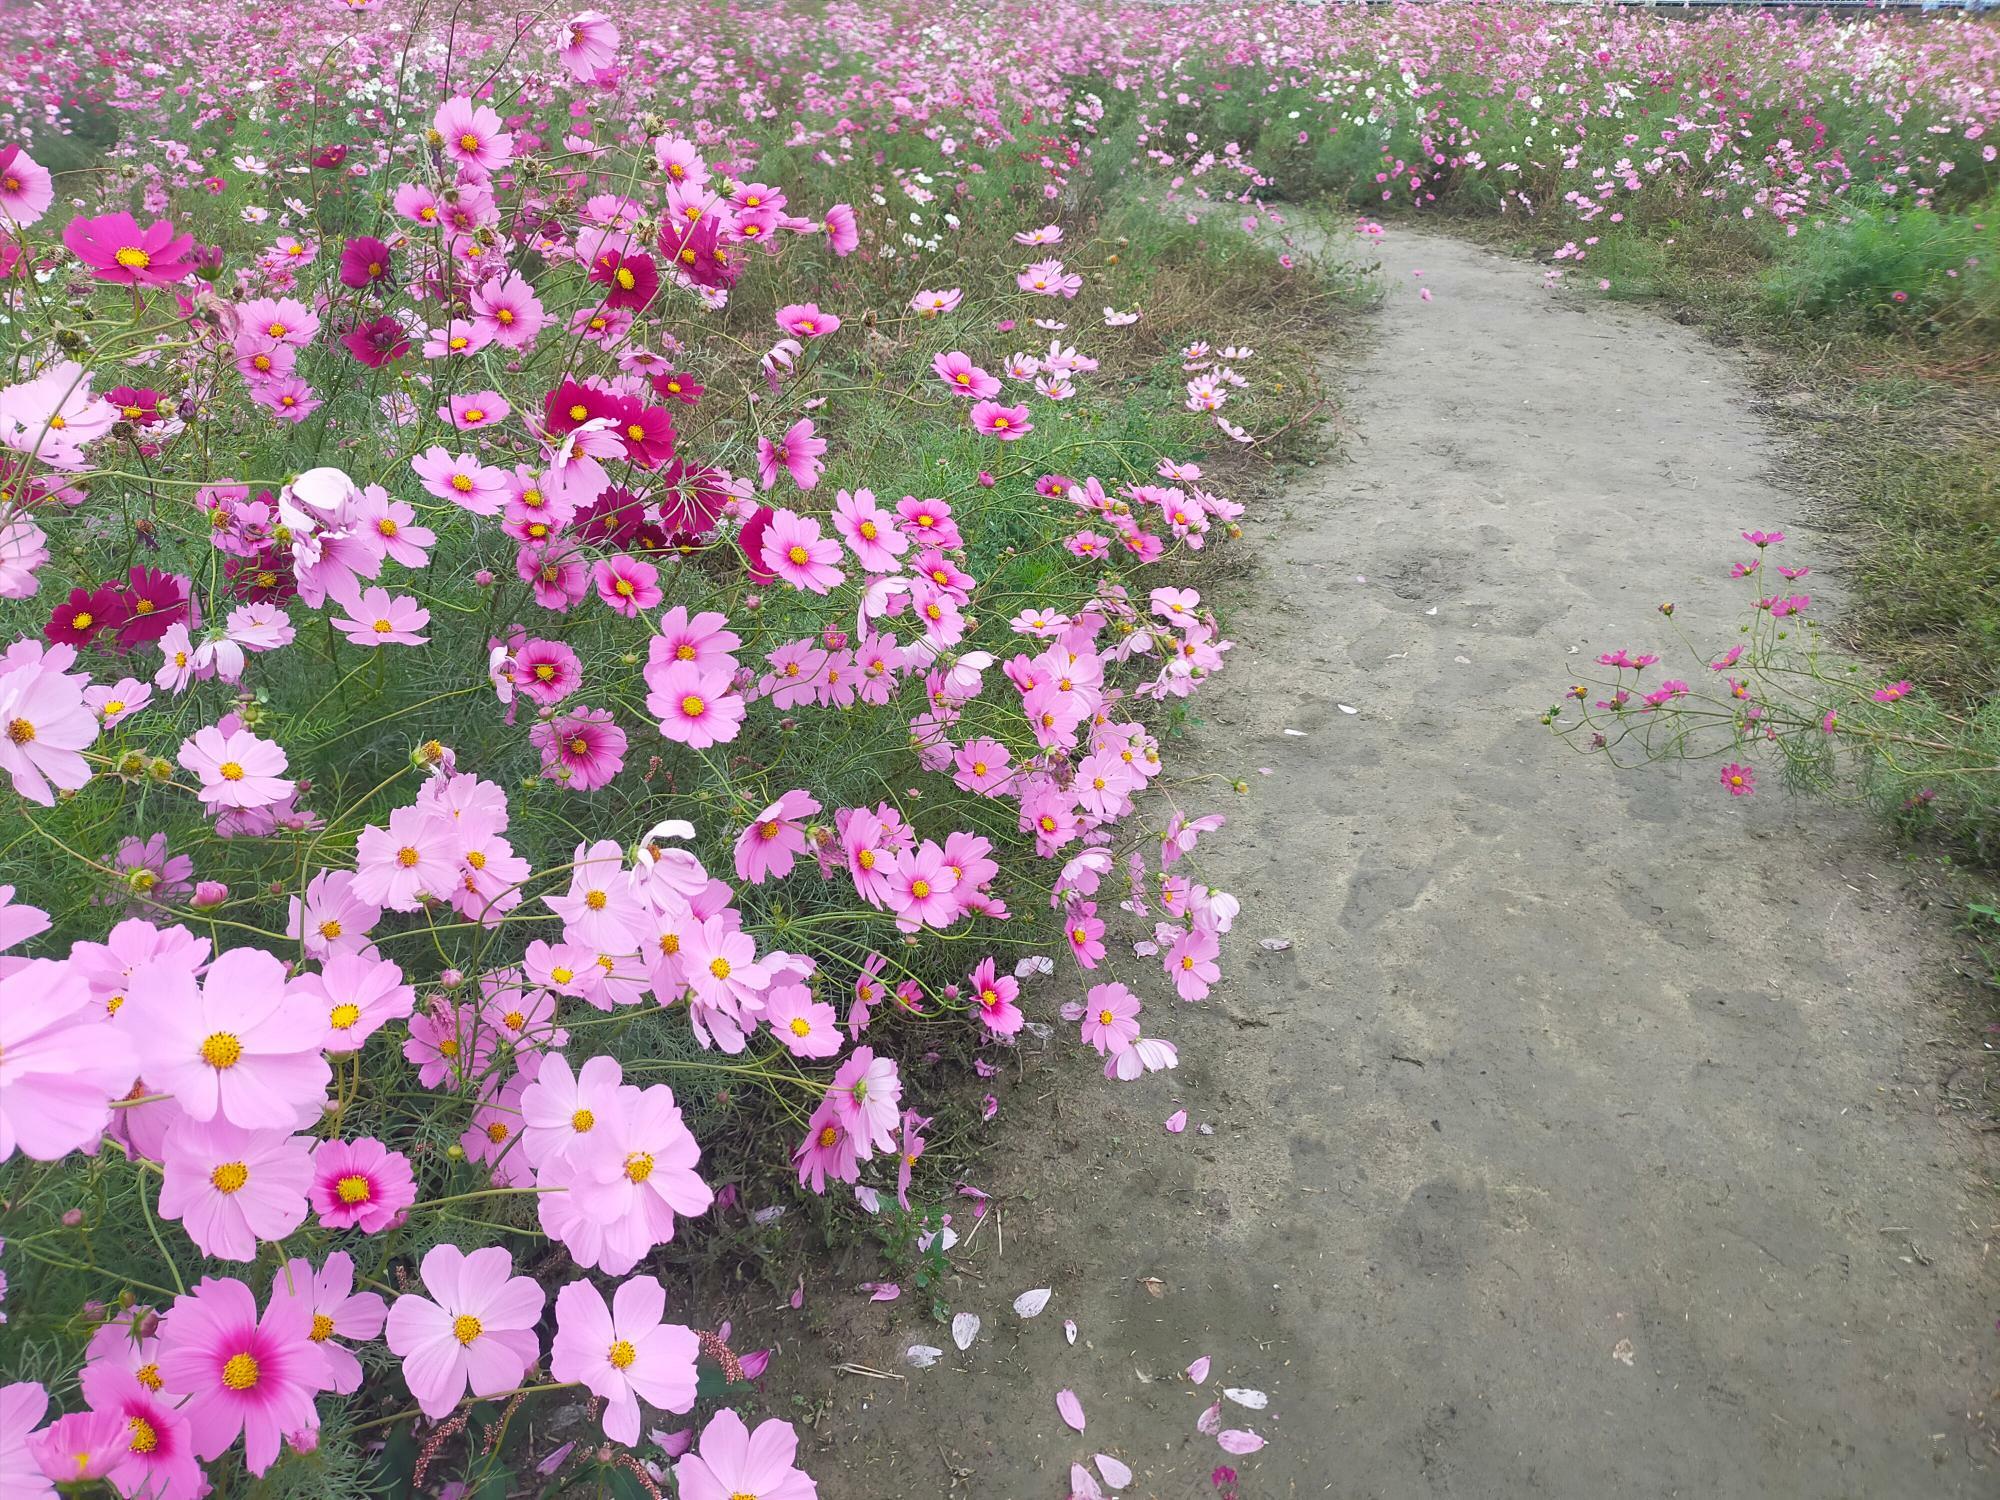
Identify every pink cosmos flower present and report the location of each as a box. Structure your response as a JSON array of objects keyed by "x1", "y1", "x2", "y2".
[
  {"x1": 764, "y1": 984, "x2": 842, "y2": 1059},
  {"x1": 733, "y1": 788, "x2": 821, "y2": 884},
  {"x1": 532, "y1": 706, "x2": 628, "y2": 791},
  {"x1": 968, "y1": 957, "x2": 1024, "y2": 1036},
  {"x1": 176, "y1": 723, "x2": 292, "y2": 811},
  {"x1": 519, "y1": 1051, "x2": 624, "y2": 1174},
  {"x1": 0, "y1": 653, "x2": 97, "y2": 805},
  {"x1": 413, "y1": 446, "x2": 508, "y2": 514},
  {"x1": 291, "y1": 951, "x2": 414, "y2": 1052},
  {"x1": 970, "y1": 399, "x2": 1033, "y2": 439},
  {"x1": 648, "y1": 659, "x2": 744, "y2": 748},
  {"x1": 27, "y1": 1409, "x2": 128, "y2": 1484},
  {"x1": 593, "y1": 555, "x2": 662, "y2": 617},
  {"x1": 270, "y1": 1253, "x2": 384, "y2": 1396},
  {"x1": 550, "y1": 1275, "x2": 698, "y2": 1444},
  {"x1": 309, "y1": 1137, "x2": 416, "y2": 1233},
  {"x1": 1080, "y1": 981, "x2": 1141, "y2": 1055},
  {"x1": 823, "y1": 201, "x2": 859, "y2": 255},
  {"x1": 159, "y1": 1116, "x2": 312, "y2": 1261},
  {"x1": 1720, "y1": 763, "x2": 1755, "y2": 797},
  {"x1": 63, "y1": 212, "x2": 198, "y2": 285},
  {"x1": 386, "y1": 1245, "x2": 544, "y2": 1420},
  {"x1": 910, "y1": 288, "x2": 961, "y2": 315},
  {"x1": 883, "y1": 840, "x2": 960, "y2": 930},
  {"x1": 675, "y1": 1409, "x2": 817, "y2": 1500},
  {"x1": 1065, "y1": 900, "x2": 1106, "y2": 968},
  {"x1": 134, "y1": 945, "x2": 330, "y2": 1129},
  {"x1": 652, "y1": 607, "x2": 740, "y2": 674},
  {"x1": 353, "y1": 802, "x2": 459, "y2": 910},
  {"x1": 567, "y1": 1083, "x2": 715, "y2": 1273},
  {"x1": 932, "y1": 350, "x2": 1001, "y2": 399},
  {"x1": 0, "y1": 146, "x2": 53, "y2": 225},
  {"x1": 777, "y1": 302, "x2": 840, "y2": 338},
  {"x1": 332, "y1": 587, "x2": 430, "y2": 647},
  {"x1": 1165, "y1": 924, "x2": 1221, "y2": 1001},
  {"x1": 0, "y1": 958, "x2": 135, "y2": 1162},
  {"x1": 511, "y1": 637, "x2": 583, "y2": 706},
  {"x1": 829, "y1": 1045, "x2": 901, "y2": 1156},
  {"x1": 793, "y1": 1096, "x2": 860, "y2": 1193},
  {"x1": 1873, "y1": 680, "x2": 1913, "y2": 704},
  {"x1": 831, "y1": 488, "x2": 909, "y2": 572},
  {"x1": 0, "y1": 1381, "x2": 51, "y2": 1498},
  {"x1": 156, "y1": 1275, "x2": 329, "y2": 1476},
  {"x1": 760, "y1": 509, "x2": 848, "y2": 592},
  {"x1": 547, "y1": 840, "x2": 646, "y2": 953},
  {"x1": 558, "y1": 9, "x2": 621, "y2": 79},
  {"x1": 756, "y1": 418, "x2": 826, "y2": 491},
  {"x1": 435, "y1": 96, "x2": 512, "y2": 171},
  {"x1": 78, "y1": 1363, "x2": 200, "y2": 1500}
]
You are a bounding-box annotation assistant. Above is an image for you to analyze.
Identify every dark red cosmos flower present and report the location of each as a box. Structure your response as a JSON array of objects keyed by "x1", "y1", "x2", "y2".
[
  {"x1": 655, "y1": 462, "x2": 727, "y2": 540},
  {"x1": 588, "y1": 248, "x2": 658, "y2": 310},
  {"x1": 735, "y1": 505, "x2": 778, "y2": 582},
  {"x1": 543, "y1": 378, "x2": 614, "y2": 434},
  {"x1": 650, "y1": 368, "x2": 703, "y2": 407},
  {"x1": 338, "y1": 235, "x2": 394, "y2": 290},
  {"x1": 311, "y1": 144, "x2": 349, "y2": 170},
  {"x1": 341, "y1": 315, "x2": 410, "y2": 367},
  {"x1": 105, "y1": 386, "x2": 163, "y2": 426},
  {"x1": 116, "y1": 565, "x2": 194, "y2": 649},
  {"x1": 606, "y1": 396, "x2": 675, "y2": 470},
  {"x1": 573, "y1": 489, "x2": 648, "y2": 549},
  {"x1": 45, "y1": 583, "x2": 129, "y2": 648},
  {"x1": 224, "y1": 548, "x2": 296, "y2": 603}
]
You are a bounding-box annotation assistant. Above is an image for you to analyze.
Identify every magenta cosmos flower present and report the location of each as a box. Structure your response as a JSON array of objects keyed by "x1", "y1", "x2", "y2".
[
  {"x1": 0, "y1": 654, "x2": 98, "y2": 805},
  {"x1": 970, "y1": 399, "x2": 1033, "y2": 439},
  {"x1": 1079, "y1": 981, "x2": 1141, "y2": 1055},
  {"x1": 78, "y1": 1363, "x2": 201, "y2": 1500},
  {"x1": 433, "y1": 97, "x2": 512, "y2": 171},
  {"x1": 647, "y1": 659, "x2": 744, "y2": 748},
  {"x1": 550, "y1": 1275, "x2": 698, "y2": 1444},
  {"x1": 0, "y1": 958, "x2": 135, "y2": 1163},
  {"x1": 675, "y1": 1409, "x2": 818, "y2": 1500},
  {"x1": 176, "y1": 722, "x2": 293, "y2": 811},
  {"x1": 932, "y1": 350, "x2": 1000, "y2": 399},
  {"x1": 755, "y1": 418, "x2": 826, "y2": 492},
  {"x1": 156, "y1": 1276, "x2": 330, "y2": 1476},
  {"x1": 776, "y1": 302, "x2": 840, "y2": 339},
  {"x1": 310, "y1": 1136, "x2": 416, "y2": 1232},
  {"x1": 133, "y1": 945, "x2": 331, "y2": 1129},
  {"x1": 592, "y1": 554, "x2": 662, "y2": 617},
  {"x1": 759, "y1": 508, "x2": 845, "y2": 594},
  {"x1": 531, "y1": 705, "x2": 627, "y2": 791},
  {"x1": 1720, "y1": 762, "x2": 1755, "y2": 797},
  {"x1": 384, "y1": 1244, "x2": 545, "y2": 1420},
  {"x1": 63, "y1": 212, "x2": 198, "y2": 285},
  {"x1": 733, "y1": 788, "x2": 821, "y2": 884},
  {"x1": 158, "y1": 1116, "x2": 312, "y2": 1262}
]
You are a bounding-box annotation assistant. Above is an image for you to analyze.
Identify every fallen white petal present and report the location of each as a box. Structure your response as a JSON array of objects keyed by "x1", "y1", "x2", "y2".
[
  {"x1": 905, "y1": 1344, "x2": 943, "y2": 1368},
  {"x1": 951, "y1": 1312, "x2": 980, "y2": 1351},
  {"x1": 1014, "y1": 1287, "x2": 1053, "y2": 1319},
  {"x1": 1095, "y1": 1453, "x2": 1134, "y2": 1489},
  {"x1": 1223, "y1": 1387, "x2": 1269, "y2": 1410}
]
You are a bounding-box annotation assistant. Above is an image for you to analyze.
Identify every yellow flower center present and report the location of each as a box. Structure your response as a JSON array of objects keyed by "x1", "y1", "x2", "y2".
[
  {"x1": 115, "y1": 246, "x2": 152, "y2": 269},
  {"x1": 453, "y1": 1314, "x2": 482, "y2": 1345},
  {"x1": 708, "y1": 956, "x2": 732, "y2": 980},
  {"x1": 210, "y1": 1161, "x2": 249, "y2": 1193},
  {"x1": 72, "y1": 609, "x2": 94, "y2": 630},
  {"x1": 439, "y1": 1038, "x2": 460, "y2": 1057},
  {"x1": 221, "y1": 1352, "x2": 260, "y2": 1390},
  {"x1": 450, "y1": 474, "x2": 474, "y2": 492},
  {"x1": 318, "y1": 918, "x2": 343, "y2": 940},
  {"x1": 789, "y1": 1016, "x2": 812, "y2": 1037},
  {"x1": 310, "y1": 1313, "x2": 335, "y2": 1342},
  {"x1": 128, "y1": 1416, "x2": 159, "y2": 1454},
  {"x1": 486, "y1": 1121, "x2": 509, "y2": 1143},
  {"x1": 200, "y1": 1032, "x2": 244, "y2": 1069},
  {"x1": 6, "y1": 718, "x2": 34, "y2": 745},
  {"x1": 680, "y1": 694, "x2": 706, "y2": 718},
  {"x1": 458, "y1": 132, "x2": 481, "y2": 152},
  {"x1": 571, "y1": 1108, "x2": 595, "y2": 1132},
  {"x1": 463, "y1": 409, "x2": 484, "y2": 425},
  {"x1": 856, "y1": 848, "x2": 876, "y2": 870},
  {"x1": 396, "y1": 847, "x2": 420, "y2": 868},
  {"x1": 584, "y1": 889, "x2": 607, "y2": 911},
  {"x1": 551, "y1": 966, "x2": 575, "y2": 985},
  {"x1": 608, "y1": 1339, "x2": 637, "y2": 1370},
  {"x1": 218, "y1": 760, "x2": 245, "y2": 781},
  {"x1": 817, "y1": 1125, "x2": 838, "y2": 1148},
  {"x1": 466, "y1": 850, "x2": 487, "y2": 870},
  {"x1": 502, "y1": 1010, "x2": 526, "y2": 1031},
  {"x1": 135, "y1": 1364, "x2": 162, "y2": 1393},
  {"x1": 337, "y1": 1174, "x2": 372, "y2": 1204},
  {"x1": 787, "y1": 544, "x2": 809, "y2": 565},
  {"x1": 373, "y1": 619, "x2": 394, "y2": 634},
  {"x1": 329, "y1": 1003, "x2": 362, "y2": 1030},
  {"x1": 624, "y1": 1151, "x2": 654, "y2": 1183},
  {"x1": 910, "y1": 879, "x2": 931, "y2": 899}
]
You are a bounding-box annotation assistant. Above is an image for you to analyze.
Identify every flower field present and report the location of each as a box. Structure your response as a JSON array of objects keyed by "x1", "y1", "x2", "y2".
[{"x1": 0, "y1": 0, "x2": 1994, "y2": 1495}]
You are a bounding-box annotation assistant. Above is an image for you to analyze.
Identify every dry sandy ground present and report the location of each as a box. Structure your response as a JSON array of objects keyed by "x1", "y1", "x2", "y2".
[{"x1": 765, "y1": 229, "x2": 1998, "y2": 1498}]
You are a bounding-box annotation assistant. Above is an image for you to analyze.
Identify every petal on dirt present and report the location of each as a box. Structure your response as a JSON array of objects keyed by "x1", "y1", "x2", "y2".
[
  {"x1": 1095, "y1": 1454, "x2": 1134, "y2": 1489},
  {"x1": 952, "y1": 1312, "x2": 981, "y2": 1351},
  {"x1": 1223, "y1": 1387, "x2": 1268, "y2": 1409},
  {"x1": 862, "y1": 1281, "x2": 900, "y2": 1301},
  {"x1": 1063, "y1": 1318, "x2": 1078, "y2": 1345},
  {"x1": 1186, "y1": 1355, "x2": 1211, "y2": 1384},
  {"x1": 1069, "y1": 1463, "x2": 1105, "y2": 1499},
  {"x1": 905, "y1": 1344, "x2": 944, "y2": 1368},
  {"x1": 1218, "y1": 1429, "x2": 1267, "y2": 1455},
  {"x1": 1057, "y1": 1388, "x2": 1087, "y2": 1431},
  {"x1": 1165, "y1": 1109, "x2": 1187, "y2": 1134},
  {"x1": 1014, "y1": 1287, "x2": 1053, "y2": 1318},
  {"x1": 1196, "y1": 1401, "x2": 1222, "y2": 1436}
]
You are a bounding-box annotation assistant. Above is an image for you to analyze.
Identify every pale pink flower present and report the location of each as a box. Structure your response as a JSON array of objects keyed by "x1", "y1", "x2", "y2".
[
  {"x1": 158, "y1": 1117, "x2": 312, "y2": 1261},
  {"x1": 675, "y1": 1409, "x2": 817, "y2": 1500},
  {"x1": 177, "y1": 723, "x2": 293, "y2": 810},
  {"x1": 269, "y1": 1253, "x2": 384, "y2": 1396},
  {"x1": 385, "y1": 1245, "x2": 544, "y2": 1420},
  {"x1": 550, "y1": 1275, "x2": 698, "y2": 1444},
  {"x1": 135, "y1": 946, "x2": 330, "y2": 1130},
  {"x1": 0, "y1": 958, "x2": 135, "y2": 1162}
]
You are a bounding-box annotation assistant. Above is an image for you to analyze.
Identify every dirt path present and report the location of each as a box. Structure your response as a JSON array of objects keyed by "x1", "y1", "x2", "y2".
[{"x1": 785, "y1": 229, "x2": 1997, "y2": 1498}]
